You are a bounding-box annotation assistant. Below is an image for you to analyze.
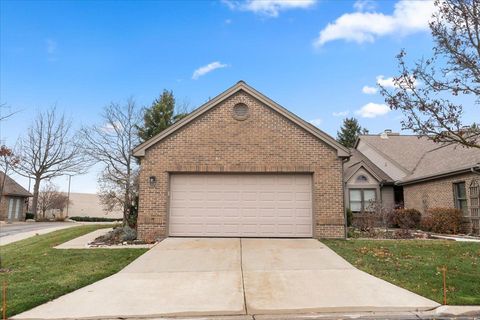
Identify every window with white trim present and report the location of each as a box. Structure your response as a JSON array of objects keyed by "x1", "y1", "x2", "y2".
[{"x1": 349, "y1": 189, "x2": 376, "y2": 213}]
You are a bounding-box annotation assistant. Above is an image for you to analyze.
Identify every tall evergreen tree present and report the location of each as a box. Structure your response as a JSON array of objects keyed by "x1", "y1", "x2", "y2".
[
  {"x1": 137, "y1": 90, "x2": 188, "y2": 142},
  {"x1": 336, "y1": 117, "x2": 368, "y2": 148}
]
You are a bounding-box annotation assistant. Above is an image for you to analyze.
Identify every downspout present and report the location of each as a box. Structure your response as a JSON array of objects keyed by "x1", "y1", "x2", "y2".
[
  {"x1": 342, "y1": 157, "x2": 349, "y2": 239},
  {"x1": 471, "y1": 164, "x2": 480, "y2": 175},
  {"x1": 379, "y1": 181, "x2": 384, "y2": 204}
]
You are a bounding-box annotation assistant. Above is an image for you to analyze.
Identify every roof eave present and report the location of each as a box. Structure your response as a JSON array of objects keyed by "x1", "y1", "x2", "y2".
[{"x1": 398, "y1": 166, "x2": 477, "y2": 185}]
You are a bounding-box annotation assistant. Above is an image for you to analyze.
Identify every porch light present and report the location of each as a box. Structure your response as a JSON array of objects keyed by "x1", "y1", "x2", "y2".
[{"x1": 149, "y1": 176, "x2": 156, "y2": 187}]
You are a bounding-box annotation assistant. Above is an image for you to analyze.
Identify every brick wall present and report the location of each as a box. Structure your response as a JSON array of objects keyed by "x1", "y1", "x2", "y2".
[
  {"x1": 137, "y1": 90, "x2": 345, "y2": 241},
  {"x1": 403, "y1": 172, "x2": 480, "y2": 234},
  {"x1": 0, "y1": 195, "x2": 27, "y2": 221}
]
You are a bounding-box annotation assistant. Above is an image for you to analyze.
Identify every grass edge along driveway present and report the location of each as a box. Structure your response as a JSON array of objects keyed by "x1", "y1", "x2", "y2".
[
  {"x1": 0, "y1": 224, "x2": 148, "y2": 318},
  {"x1": 322, "y1": 239, "x2": 480, "y2": 305}
]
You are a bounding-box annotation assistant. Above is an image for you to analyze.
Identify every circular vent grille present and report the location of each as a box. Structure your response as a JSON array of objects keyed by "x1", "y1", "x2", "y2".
[{"x1": 232, "y1": 103, "x2": 249, "y2": 120}]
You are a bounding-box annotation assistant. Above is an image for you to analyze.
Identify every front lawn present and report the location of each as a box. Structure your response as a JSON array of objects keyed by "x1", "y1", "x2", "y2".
[
  {"x1": 0, "y1": 225, "x2": 148, "y2": 317},
  {"x1": 323, "y1": 239, "x2": 480, "y2": 305}
]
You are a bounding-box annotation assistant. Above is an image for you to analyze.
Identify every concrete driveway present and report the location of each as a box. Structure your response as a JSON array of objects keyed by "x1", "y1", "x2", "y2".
[{"x1": 14, "y1": 238, "x2": 439, "y2": 319}]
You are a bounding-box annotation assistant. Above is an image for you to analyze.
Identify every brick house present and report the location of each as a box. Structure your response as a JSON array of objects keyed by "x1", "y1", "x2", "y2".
[
  {"x1": 133, "y1": 81, "x2": 350, "y2": 242},
  {"x1": 344, "y1": 131, "x2": 480, "y2": 234},
  {"x1": 0, "y1": 172, "x2": 32, "y2": 221}
]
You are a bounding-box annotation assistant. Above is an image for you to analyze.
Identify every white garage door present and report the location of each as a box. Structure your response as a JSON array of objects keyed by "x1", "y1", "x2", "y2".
[{"x1": 169, "y1": 174, "x2": 313, "y2": 237}]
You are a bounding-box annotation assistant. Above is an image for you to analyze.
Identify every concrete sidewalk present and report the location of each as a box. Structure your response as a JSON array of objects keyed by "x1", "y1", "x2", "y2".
[{"x1": 13, "y1": 238, "x2": 439, "y2": 320}]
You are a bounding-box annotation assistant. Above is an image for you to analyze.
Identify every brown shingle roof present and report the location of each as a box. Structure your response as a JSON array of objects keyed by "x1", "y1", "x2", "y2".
[
  {"x1": 359, "y1": 135, "x2": 436, "y2": 173},
  {"x1": 344, "y1": 149, "x2": 394, "y2": 183},
  {"x1": 401, "y1": 144, "x2": 480, "y2": 183},
  {"x1": 0, "y1": 172, "x2": 32, "y2": 197},
  {"x1": 357, "y1": 135, "x2": 480, "y2": 184}
]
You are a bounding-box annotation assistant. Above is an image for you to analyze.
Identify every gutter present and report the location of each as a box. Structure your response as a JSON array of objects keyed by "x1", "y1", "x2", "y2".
[
  {"x1": 398, "y1": 166, "x2": 479, "y2": 185},
  {"x1": 471, "y1": 164, "x2": 480, "y2": 175}
]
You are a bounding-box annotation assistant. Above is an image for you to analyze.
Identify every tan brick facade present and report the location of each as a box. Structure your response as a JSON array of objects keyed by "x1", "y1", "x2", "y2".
[
  {"x1": 0, "y1": 195, "x2": 27, "y2": 221},
  {"x1": 404, "y1": 173, "x2": 476, "y2": 211},
  {"x1": 403, "y1": 172, "x2": 480, "y2": 234},
  {"x1": 137, "y1": 90, "x2": 345, "y2": 242}
]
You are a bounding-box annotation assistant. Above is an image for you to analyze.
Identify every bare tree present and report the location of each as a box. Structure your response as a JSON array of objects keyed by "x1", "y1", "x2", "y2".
[
  {"x1": 380, "y1": 0, "x2": 480, "y2": 149},
  {"x1": 0, "y1": 103, "x2": 20, "y2": 122},
  {"x1": 15, "y1": 107, "x2": 88, "y2": 219},
  {"x1": 38, "y1": 182, "x2": 70, "y2": 220},
  {"x1": 80, "y1": 99, "x2": 141, "y2": 225}
]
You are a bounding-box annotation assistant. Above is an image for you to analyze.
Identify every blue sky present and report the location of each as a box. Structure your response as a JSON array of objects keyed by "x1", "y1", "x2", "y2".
[{"x1": 1, "y1": 0, "x2": 478, "y2": 193}]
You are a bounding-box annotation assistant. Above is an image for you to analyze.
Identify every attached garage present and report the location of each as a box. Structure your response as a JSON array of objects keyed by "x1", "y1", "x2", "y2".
[
  {"x1": 169, "y1": 173, "x2": 313, "y2": 237},
  {"x1": 134, "y1": 81, "x2": 349, "y2": 242}
]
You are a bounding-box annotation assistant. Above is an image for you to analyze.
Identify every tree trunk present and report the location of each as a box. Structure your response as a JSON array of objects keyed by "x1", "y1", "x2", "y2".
[{"x1": 31, "y1": 177, "x2": 41, "y2": 220}]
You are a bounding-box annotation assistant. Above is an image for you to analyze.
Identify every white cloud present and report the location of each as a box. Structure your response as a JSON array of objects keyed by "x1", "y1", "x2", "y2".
[
  {"x1": 376, "y1": 75, "x2": 396, "y2": 88},
  {"x1": 376, "y1": 74, "x2": 420, "y2": 89},
  {"x1": 313, "y1": 0, "x2": 435, "y2": 47},
  {"x1": 353, "y1": 0, "x2": 377, "y2": 12},
  {"x1": 222, "y1": 0, "x2": 316, "y2": 17},
  {"x1": 192, "y1": 61, "x2": 228, "y2": 80},
  {"x1": 362, "y1": 85, "x2": 377, "y2": 94},
  {"x1": 355, "y1": 102, "x2": 390, "y2": 118},
  {"x1": 309, "y1": 118, "x2": 322, "y2": 127},
  {"x1": 332, "y1": 111, "x2": 349, "y2": 117}
]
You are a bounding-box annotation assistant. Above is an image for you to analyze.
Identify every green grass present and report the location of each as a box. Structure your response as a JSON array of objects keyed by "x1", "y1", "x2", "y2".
[
  {"x1": 323, "y1": 239, "x2": 480, "y2": 305},
  {"x1": 0, "y1": 225, "x2": 148, "y2": 317}
]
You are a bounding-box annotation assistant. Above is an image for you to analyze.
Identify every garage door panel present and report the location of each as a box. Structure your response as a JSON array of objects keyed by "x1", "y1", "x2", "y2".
[{"x1": 169, "y1": 174, "x2": 313, "y2": 237}]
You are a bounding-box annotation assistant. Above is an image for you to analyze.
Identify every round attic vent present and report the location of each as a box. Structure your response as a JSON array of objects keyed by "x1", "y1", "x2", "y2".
[{"x1": 232, "y1": 103, "x2": 250, "y2": 120}]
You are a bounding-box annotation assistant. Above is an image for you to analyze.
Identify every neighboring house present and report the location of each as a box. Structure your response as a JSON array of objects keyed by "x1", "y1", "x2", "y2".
[
  {"x1": 0, "y1": 172, "x2": 32, "y2": 221},
  {"x1": 133, "y1": 81, "x2": 350, "y2": 242},
  {"x1": 344, "y1": 131, "x2": 480, "y2": 234},
  {"x1": 65, "y1": 193, "x2": 123, "y2": 219}
]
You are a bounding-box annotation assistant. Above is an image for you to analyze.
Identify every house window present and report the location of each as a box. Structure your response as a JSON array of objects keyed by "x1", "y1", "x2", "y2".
[
  {"x1": 356, "y1": 175, "x2": 369, "y2": 183},
  {"x1": 349, "y1": 189, "x2": 376, "y2": 213},
  {"x1": 453, "y1": 182, "x2": 468, "y2": 216}
]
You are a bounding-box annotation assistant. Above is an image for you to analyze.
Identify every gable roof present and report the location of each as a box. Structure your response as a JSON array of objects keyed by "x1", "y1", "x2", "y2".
[
  {"x1": 133, "y1": 81, "x2": 350, "y2": 158},
  {"x1": 400, "y1": 143, "x2": 480, "y2": 184},
  {"x1": 0, "y1": 172, "x2": 32, "y2": 197},
  {"x1": 357, "y1": 135, "x2": 436, "y2": 173},
  {"x1": 344, "y1": 149, "x2": 394, "y2": 183},
  {"x1": 355, "y1": 134, "x2": 480, "y2": 184}
]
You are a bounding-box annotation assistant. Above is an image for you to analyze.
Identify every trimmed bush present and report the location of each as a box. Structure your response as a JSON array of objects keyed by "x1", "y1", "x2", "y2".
[
  {"x1": 69, "y1": 216, "x2": 122, "y2": 222},
  {"x1": 420, "y1": 207, "x2": 463, "y2": 234},
  {"x1": 25, "y1": 212, "x2": 34, "y2": 220},
  {"x1": 392, "y1": 208, "x2": 422, "y2": 229}
]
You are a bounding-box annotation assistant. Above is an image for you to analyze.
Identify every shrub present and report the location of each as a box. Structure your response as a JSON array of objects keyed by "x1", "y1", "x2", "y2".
[
  {"x1": 420, "y1": 208, "x2": 463, "y2": 234},
  {"x1": 392, "y1": 208, "x2": 422, "y2": 229},
  {"x1": 121, "y1": 225, "x2": 137, "y2": 241},
  {"x1": 69, "y1": 216, "x2": 122, "y2": 222},
  {"x1": 352, "y1": 213, "x2": 378, "y2": 232}
]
